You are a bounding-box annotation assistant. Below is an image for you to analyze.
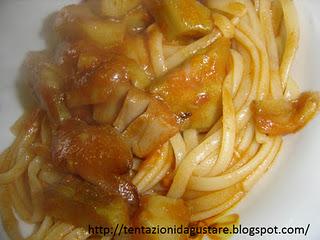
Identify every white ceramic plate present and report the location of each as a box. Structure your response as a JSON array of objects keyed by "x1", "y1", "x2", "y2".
[{"x1": 0, "y1": 1, "x2": 319, "y2": 239}]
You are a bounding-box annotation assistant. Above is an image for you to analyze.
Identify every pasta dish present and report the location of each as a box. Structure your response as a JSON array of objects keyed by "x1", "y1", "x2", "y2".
[{"x1": 0, "y1": 0, "x2": 319, "y2": 239}]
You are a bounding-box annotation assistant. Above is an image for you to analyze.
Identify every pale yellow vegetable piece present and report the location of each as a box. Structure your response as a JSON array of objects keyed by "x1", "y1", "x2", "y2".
[
  {"x1": 144, "y1": 0, "x2": 213, "y2": 40},
  {"x1": 135, "y1": 195, "x2": 190, "y2": 240}
]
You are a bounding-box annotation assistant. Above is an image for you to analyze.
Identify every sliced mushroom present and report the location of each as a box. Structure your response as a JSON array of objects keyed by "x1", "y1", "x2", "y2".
[
  {"x1": 24, "y1": 52, "x2": 70, "y2": 123},
  {"x1": 113, "y1": 88, "x2": 151, "y2": 132},
  {"x1": 150, "y1": 38, "x2": 231, "y2": 131},
  {"x1": 252, "y1": 92, "x2": 320, "y2": 136},
  {"x1": 122, "y1": 98, "x2": 179, "y2": 158}
]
